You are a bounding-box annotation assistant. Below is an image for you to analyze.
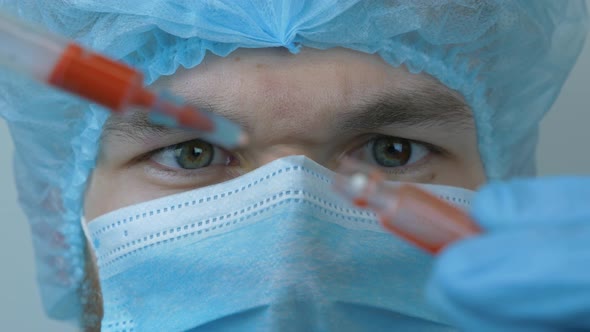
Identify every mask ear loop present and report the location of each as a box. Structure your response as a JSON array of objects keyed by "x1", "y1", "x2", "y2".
[
  {"x1": 80, "y1": 215, "x2": 100, "y2": 260},
  {"x1": 79, "y1": 215, "x2": 105, "y2": 330},
  {"x1": 80, "y1": 216, "x2": 91, "y2": 245}
]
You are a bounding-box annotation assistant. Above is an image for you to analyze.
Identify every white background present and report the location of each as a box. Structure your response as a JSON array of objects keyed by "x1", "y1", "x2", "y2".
[{"x1": 1, "y1": 21, "x2": 589, "y2": 332}]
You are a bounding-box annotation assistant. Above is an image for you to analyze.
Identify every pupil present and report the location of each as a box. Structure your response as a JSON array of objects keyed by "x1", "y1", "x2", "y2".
[
  {"x1": 373, "y1": 137, "x2": 411, "y2": 167},
  {"x1": 192, "y1": 147, "x2": 204, "y2": 158},
  {"x1": 387, "y1": 143, "x2": 402, "y2": 155},
  {"x1": 175, "y1": 139, "x2": 213, "y2": 169}
]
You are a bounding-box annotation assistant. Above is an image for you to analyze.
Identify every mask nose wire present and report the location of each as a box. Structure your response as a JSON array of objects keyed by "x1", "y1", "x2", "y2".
[{"x1": 254, "y1": 146, "x2": 321, "y2": 168}]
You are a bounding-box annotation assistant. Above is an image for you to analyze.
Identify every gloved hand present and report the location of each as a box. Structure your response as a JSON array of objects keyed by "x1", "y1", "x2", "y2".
[{"x1": 426, "y1": 177, "x2": 590, "y2": 332}]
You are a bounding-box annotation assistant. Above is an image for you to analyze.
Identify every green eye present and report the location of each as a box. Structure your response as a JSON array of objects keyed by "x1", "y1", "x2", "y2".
[
  {"x1": 372, "y1": 136, "x2": 412, "y2": 167},
  {"x1": 173, "y1": 139, "x2": 214, "y2": 169}
]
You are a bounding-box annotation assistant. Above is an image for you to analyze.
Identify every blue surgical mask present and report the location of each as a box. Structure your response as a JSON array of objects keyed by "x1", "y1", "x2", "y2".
[{"x1": 84, "y1": 156, "x2": 473, "y2": 331}]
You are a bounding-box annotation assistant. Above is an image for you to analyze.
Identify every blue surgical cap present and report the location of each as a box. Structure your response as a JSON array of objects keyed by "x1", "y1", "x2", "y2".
[{"x1": 0, "y1": 0, "x2": 588, "y2": 325}]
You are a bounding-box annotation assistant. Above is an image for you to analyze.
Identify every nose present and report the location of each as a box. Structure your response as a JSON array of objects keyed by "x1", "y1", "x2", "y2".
[
  {"x1": 256, "y1": 145, "x2": 315, "y2": 165},
  {"x1": 248, "y1": 145, "x2": 336, "y2": 170}
]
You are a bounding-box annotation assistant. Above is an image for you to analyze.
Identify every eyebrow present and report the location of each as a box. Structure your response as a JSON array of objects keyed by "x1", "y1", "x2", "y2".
[
  {"x1": 340, "y1": 86, "x2": 473, "y2": 132},
  {"x1": 102, "y1": 83, "x2": 473, "y2": 143},
  {"x1": 101, "y1": 99, "x2": 249, "y2": 144}
]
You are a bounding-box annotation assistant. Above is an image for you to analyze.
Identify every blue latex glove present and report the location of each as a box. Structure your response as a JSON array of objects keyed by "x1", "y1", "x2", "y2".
[{"x1": 427, "y1": 177, "x2": 590, "y2": 331}]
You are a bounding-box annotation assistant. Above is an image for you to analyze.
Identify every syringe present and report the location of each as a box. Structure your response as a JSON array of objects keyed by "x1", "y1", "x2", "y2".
[
  {"x1": 0, "y1": 11, "x2": 248, "y2": 149},
  {"x1": 333, "y1": 159, "x2": 481, "y2": 254}
]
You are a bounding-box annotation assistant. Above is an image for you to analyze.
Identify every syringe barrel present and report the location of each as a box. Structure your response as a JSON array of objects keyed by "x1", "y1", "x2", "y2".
[{"x1": 0, "y1": 11, "x2": 68, "y2": 81}]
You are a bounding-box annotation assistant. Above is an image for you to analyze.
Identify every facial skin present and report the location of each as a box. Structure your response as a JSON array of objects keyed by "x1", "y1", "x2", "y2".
[
  {"x1": 81, "y1": 47, "x2": 486, "y2": 330},
  {"x1": 85, "y1": 47, "x2": 485, "y2": 220}
]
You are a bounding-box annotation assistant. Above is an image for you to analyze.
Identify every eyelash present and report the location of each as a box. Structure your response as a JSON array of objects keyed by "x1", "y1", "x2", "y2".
[
  {"x1": 138, "y1": 135, "x2": 445, "y2": 176},
  {"x1": 354, "y1": 135, "x2": 444, "y2": 175}
]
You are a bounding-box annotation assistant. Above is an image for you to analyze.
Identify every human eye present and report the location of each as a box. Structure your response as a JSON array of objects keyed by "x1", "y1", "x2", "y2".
[
  {"x1": 149, "y1": 138, "x2": 238, "y2": 171},
  {"x1": 129, "y1": 137, "x2": 246, "y2": 189},
  {"x1": 348, "y1": 135, "x2": 441, "y2": 175}
]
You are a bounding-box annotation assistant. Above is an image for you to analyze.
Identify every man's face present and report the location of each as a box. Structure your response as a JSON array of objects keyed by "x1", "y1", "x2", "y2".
[{"x1": 84, "y1": 47, "x2": 485, "y2": 220}]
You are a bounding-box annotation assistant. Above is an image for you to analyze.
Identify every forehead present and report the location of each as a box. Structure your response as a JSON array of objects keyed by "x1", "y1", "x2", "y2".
[{"x1": 153, "y1": 47, "x2": 460, "y2": 117}]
